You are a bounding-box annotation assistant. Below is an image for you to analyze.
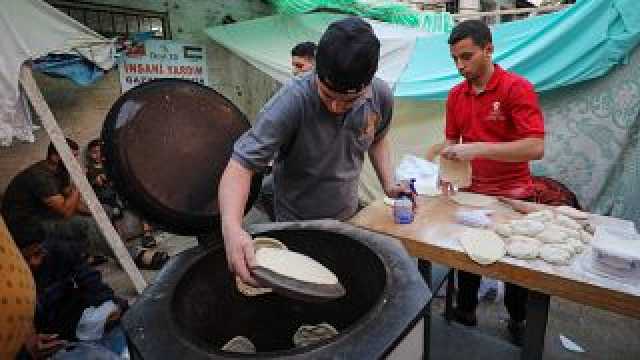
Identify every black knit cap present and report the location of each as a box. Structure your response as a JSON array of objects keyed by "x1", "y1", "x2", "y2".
[{"x1": 316, "y1": 17, "x2": 380, "y2": 94}]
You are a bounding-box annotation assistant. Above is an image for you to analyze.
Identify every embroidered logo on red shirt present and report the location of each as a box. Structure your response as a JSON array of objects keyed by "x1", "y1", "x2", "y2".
[{"x1": 486, "y1": 101, "x2": 506, "y2": 122}]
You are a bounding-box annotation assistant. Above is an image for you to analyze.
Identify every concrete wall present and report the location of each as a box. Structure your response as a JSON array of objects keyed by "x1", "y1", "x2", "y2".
[{"x1": 0, "y1": 0, "x2": 279, "y2": 193}]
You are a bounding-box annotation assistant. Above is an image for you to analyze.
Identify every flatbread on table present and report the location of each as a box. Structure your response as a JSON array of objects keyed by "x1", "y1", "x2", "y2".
[{"x1": 458, "y1": 228, "x2": 506, "y2": 265}]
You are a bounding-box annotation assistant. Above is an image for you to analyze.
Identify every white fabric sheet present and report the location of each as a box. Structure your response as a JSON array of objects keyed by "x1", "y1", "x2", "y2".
[{"x1": 0, "y1": 0, "x2": 115, "y2": 146}]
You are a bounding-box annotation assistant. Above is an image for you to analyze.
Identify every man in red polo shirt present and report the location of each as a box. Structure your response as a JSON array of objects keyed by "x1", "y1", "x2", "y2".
[{"x1": 440, "y1": 20, "x2": 545, "y2": 345}]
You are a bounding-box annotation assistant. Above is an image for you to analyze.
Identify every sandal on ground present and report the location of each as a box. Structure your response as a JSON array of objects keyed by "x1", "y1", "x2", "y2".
[
  {"x1": 86, "y1": 254, "x2": 109, "y2": 267},
  {"x1": 135, "y1": 249, "x2": 169, "y2": 270},
  {"x1": 140, "y1": 234, "x2": 157, "y2": 248}
]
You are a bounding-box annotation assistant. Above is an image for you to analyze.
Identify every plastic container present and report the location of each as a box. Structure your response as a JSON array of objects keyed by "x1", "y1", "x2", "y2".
[
  {"x1": 393, "y1": 196, "x2": 414, "y2": 224},
  {"x1": 582, "y1": 225, "x2": 640, "y2": 284}
]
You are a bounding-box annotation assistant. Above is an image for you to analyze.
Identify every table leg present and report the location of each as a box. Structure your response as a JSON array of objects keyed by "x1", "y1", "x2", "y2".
[
  {"x1": 418, "y1": 259, "x2": 432, "y2": 360},
  {"x1": 445, "y1": 270, "x2": 455, "y2": 323},
  {"x1": 521, "y1": 290, "x2": 550, "y2": 360}
]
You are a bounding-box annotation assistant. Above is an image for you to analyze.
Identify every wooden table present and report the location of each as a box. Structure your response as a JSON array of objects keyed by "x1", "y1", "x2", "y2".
[{"x1": 351, "y1": 196, "x2": 640, "y2": 359}]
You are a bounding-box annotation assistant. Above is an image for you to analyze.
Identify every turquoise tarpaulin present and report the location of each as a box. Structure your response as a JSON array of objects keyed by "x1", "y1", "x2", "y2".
[{"x1": 395, "y1": 0, "x2": 640, "y2": 100}]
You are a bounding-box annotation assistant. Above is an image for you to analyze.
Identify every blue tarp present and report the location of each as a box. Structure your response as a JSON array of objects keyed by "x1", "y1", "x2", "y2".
[
  {"x1": 395, "y1": 0, "x2": 640, "y2": 100},
  {"x1": 32, "y1": 54, "x2": 104, "y2": 86}
]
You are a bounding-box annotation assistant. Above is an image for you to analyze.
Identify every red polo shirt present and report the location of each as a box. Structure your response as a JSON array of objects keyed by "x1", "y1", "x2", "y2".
[{"x1": 445, "y1": 65, "x2": 544, "y2": 199}]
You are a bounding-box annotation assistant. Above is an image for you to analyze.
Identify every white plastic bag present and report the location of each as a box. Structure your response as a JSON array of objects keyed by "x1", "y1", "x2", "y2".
[
  {"x1": 394, "y1": 154, "x2": 440, "y2": 196},
  {"x1": 455, "y1": 209, "x2": 495, "y2": 228},
  {"x1": 76, "y1": 300, "x2": 118, "y2": 341}
]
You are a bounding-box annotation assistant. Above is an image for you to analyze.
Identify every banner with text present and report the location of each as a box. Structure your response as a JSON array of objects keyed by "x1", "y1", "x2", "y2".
[{"x1": 119, "y1": 40, "x2": 208, "y2": 92}]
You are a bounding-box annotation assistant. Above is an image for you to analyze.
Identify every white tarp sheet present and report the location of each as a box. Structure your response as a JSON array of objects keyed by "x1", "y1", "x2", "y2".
[
  {"x1": 0, "y1": 0, "x2": 115, "y2": 146},
  {"x1": 206, "y1": 12, "x2": 432, "y2": 87}
]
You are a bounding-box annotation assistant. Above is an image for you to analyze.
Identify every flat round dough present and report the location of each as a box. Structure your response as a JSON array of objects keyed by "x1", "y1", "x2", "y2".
[
  {"x1": 458, "y1": 229, "x2": 505, "y2": 265},
  {"x1": 510, "y1": 219, "x2": 545, "y2": 237},
  {"x1": 255, "y1": 247, "x2": 339, "y2": 285},
  {"x1": 506, "y1": 236, "x2": 541, "y2": 260},
  {"x1": 554, "y1": 206, "x2": 589, "y2": 220},
  {"x1": 539, "y1": 244, "x2": 572, "y2": 265},
  {"x1": 451, "y1": 192, "x2": 497, "y2": 207}
]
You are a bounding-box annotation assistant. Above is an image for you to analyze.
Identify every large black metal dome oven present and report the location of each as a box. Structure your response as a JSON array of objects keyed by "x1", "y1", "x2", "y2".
[{"x1": 102, "y1": 79, "x2": 430, "y2": 359}]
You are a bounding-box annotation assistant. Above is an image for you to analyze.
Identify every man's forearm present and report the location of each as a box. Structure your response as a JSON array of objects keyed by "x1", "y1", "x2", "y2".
[
  {"x1": 368, "y1": 137, "x2": 394, "y2": 193},
  {"x1": 61, "y1": 189, "x2": 81, "y2": 217},
  {"x1": 477, "y1": 138, "x2": 544, "y2": 162},
  {"x1": 219, "y1": 159, "x2": 254, "y2": 234}
]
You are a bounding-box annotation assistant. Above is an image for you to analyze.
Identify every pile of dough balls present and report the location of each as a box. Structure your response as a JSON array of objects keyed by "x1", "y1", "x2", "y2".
[{"x1": 494, "y1": 206, "x2": 594, "y2": 265}]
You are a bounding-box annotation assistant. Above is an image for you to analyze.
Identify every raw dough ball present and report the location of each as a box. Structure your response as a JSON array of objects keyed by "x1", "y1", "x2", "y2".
[
  {"x1": 539, "y1": 244, "x2": 572, "y2": 265},
  {"x1": 506, "y1": 236, "x2": 541, "y2": 259},
  {"x1": 510, "y1": 219, "x2": 545, "y2": 237},
  {"x1": 555, "y1": 242, "x2": 576, "y2": 256},
  {"x1": 580, "y1": 229, "x2": 594, "y2": 244},
  {"x1": 458, "y1": 229, "x2": 505, "y2": 265},
  {"x1": 560, "y1": 227, "x2": 580, "y2": 240},
  {"x1": 536, "y1": 223, "x2": 569, "y2": 243},
  {"x1": 525, "y1": 210, "x2": 554, "y2": 223},
  {"x1": 495, "y1": 223, "x2": 513, "y2": 238},
  {"x1": 450, "y1": 192, "x2": 497, "y2": 207},
  {"x1": 567, "y1": 237, "x2": 585, "y2": 254},
  {"x1": 554, "y1": 206, "x2": 589, "y2": 220},
  {"x1": 554, "y1": 214, "x2": 582, "y2": 231},
  {"x1": 255, "y1": 247, "x2": 339, "y2": 285}
]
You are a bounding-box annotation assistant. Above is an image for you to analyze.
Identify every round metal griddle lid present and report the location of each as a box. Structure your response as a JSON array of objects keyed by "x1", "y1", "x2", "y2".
[{"x1": 102, "y1": 79, "x2": 261, "y2": 236}]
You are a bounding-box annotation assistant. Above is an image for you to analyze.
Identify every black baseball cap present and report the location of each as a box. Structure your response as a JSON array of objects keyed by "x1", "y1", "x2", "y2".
[{"x1": 316, "y1": 17, "x2": 380, "y2": 94}]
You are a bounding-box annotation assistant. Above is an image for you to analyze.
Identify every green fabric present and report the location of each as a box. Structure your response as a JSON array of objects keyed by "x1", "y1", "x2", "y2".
[
  {"x1": 267, "y1": 0, "x2": 454, "y2": 32},
  {"x1": 533, "y1": 45, "x2": 640, "y2": 226}
]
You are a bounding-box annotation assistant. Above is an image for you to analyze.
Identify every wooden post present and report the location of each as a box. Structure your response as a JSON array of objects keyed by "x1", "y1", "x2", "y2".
[{"x1": 19, "y1": 65, "x2": 147, "y2": 294}]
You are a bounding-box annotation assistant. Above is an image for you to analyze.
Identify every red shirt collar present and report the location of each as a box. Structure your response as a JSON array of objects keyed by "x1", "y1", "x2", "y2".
[{"x1": 463, "y1": 64, "x2": 505, "y2": 95}]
